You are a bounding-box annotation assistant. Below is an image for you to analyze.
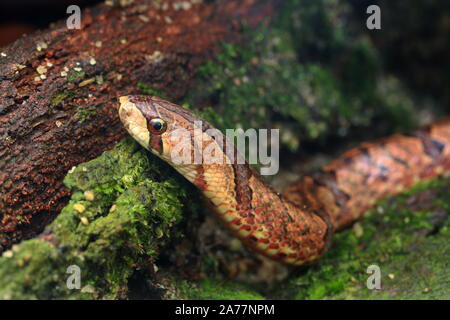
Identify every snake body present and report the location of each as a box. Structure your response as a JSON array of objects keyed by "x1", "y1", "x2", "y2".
[{"x1": 118, "y1": 95, "x2": 450, "y2": 265}]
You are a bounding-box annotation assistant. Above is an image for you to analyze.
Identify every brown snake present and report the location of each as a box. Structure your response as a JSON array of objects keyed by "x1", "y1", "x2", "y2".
[{"x1": 118, "y1": 95, "x2": 450, "y2": 266}]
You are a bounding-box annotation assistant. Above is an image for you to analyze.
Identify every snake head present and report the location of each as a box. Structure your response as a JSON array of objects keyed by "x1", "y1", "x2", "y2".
[{"x1": 118, "y1": 95, "x2": 207, "y2": 163}]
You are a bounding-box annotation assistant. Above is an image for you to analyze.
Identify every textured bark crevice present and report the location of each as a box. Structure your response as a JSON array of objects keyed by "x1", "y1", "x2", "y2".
[{"x1": 0, "y1": 0, "x2": 280, "y2": 251}]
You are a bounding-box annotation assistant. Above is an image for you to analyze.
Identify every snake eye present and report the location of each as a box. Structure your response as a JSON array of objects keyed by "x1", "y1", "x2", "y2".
[{"x1": 149, "y1": 118, "x2": 167, "y2": 135}]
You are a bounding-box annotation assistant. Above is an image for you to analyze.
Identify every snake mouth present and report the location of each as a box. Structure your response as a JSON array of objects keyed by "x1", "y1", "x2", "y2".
[{"x1": 118, "y1": 96, "x2": 150, "y2": 149}]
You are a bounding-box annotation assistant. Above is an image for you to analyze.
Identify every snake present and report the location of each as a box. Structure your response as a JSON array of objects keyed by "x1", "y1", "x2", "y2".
[{"x1": 118, "y1": 95, "x2": 450, "y2": 266}]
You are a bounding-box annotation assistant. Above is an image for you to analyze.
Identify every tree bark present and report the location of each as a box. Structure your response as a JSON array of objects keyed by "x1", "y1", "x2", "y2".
[{"x1": 0, "y1": 0, "x2": 280, "y2": 251}]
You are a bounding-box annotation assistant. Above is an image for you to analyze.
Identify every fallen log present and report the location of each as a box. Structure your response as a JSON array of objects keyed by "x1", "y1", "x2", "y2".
[{"x1": 0, "y1": 0, "x2": 280, "y2": 251}]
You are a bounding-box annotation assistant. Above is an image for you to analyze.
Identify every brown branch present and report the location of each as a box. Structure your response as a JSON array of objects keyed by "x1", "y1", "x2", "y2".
[{"x1": 0, "y1": 0, "x2": 280, "y2": 251}]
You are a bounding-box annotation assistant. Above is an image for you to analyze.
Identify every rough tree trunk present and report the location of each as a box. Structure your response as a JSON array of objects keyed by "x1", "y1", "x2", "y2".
[{"x1": 0, "y1": 0, "x2": 280, "y2": 251}]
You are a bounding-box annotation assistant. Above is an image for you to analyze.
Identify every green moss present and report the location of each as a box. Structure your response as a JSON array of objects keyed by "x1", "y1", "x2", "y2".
[
  {"x1": 67, "y1": 69, "x2": 86, "y2": 83},
  {"x1": 0, "y1": 139, "x2": 196, "y2": 299},
  {"x1": 51, "y1": 90, "x2": 75, "y2": 107},
  {"x1": 0, "y1": 240, "x2": 76, "y2": 299},
  {"x1": 73, "y1": 105, "x2": 98, "y2": 123},
  {"x1": 177, "y1": 278, "x2": 265, "y2": 300}
]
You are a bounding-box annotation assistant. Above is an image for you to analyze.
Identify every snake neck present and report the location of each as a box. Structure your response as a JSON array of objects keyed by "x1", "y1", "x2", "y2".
[{"x1": 186, "y1": 159, "x2": 332, "y2": 265}]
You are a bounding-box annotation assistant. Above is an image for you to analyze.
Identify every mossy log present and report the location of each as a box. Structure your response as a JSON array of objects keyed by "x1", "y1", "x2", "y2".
[
  {"x1": 0, "y1": 140, "x2": 197, "y2": 299},
  {"x1": 0, "y1": 0, "x2": 281, "y2": 251}
]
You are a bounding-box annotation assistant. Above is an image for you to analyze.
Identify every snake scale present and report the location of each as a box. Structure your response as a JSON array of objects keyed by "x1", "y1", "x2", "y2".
[{"x1": 118, "y1": 95, "x2": 450, "y2": 266}]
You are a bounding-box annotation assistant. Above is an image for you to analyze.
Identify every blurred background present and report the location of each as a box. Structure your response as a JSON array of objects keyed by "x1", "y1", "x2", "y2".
[{"x1": 1, "y1": 0, "x2": 448, "y2": 111}]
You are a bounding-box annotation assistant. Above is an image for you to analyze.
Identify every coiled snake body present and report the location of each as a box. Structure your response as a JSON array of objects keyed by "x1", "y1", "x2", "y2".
[{"x1": 118, "y1": 95, "x2": 450, "y2": 265}]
